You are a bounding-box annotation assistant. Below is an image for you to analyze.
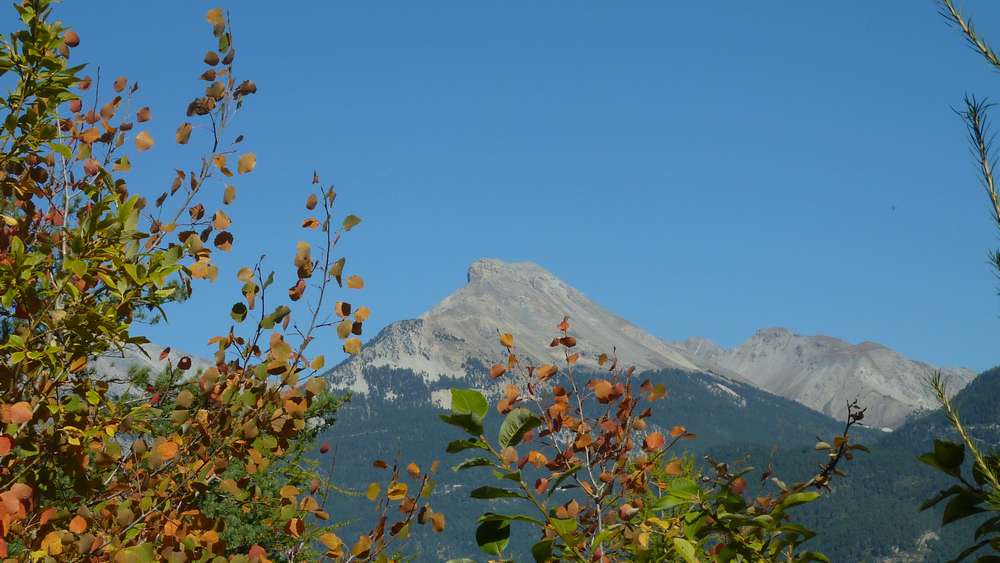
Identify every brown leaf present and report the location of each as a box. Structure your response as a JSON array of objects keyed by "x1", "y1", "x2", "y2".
[
  {"x1": 489, "y1": 364, "x2": 506, "y2": 379},
  {"x1": 306, "y1": 193, "x2": 318, "y2": 210},
  {"x1": 175, "y1": 122, "x2": 193, "y2": 144},
  {"x1": 113, "y1": 76, "x2": 127, "y2": 93},
  {"x1": 136, "y1": 106, "x2": 151, "y2": 122}
]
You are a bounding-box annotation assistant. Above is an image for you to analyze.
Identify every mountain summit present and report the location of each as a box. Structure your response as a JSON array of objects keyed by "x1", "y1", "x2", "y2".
[
  {"x1": 327, "y1": 258, "x2": 974, "y2": 428},
  {"x1": 676, "y1": 328, "x2": 976, "y2": 428},
  {"x1": 327, "y1": 258, "x2": 701, "y2": 398}
]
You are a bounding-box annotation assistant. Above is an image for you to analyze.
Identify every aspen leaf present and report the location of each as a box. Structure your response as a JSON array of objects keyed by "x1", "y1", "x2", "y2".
[
  {"x1": 343, "y1": 338, "x2": 361, "y2": 355},
  {"x1": 490, "y1": 364, "x2": 506, "y2": 379},
  {"x1": 137, "y1": 106, "x2": 151, "y2": 122},
  {"x1": 319, "y1": 532, "x2": 343, "y2": 555},
  {"x1": 223, "y1": 185, "x2": 236, "y2": 205},
  {"x1": 643, "y1": 431, "x2": 665, "y2": 451},
  {"x1": 407, "y1": 463, "x2": 421, "y2": 478},
  {"x1": 237, "y1": 153, "x2": 256, "y2": 174},
  {"x1": 81, "y1": 127, "x2": 100, "y2": 144},
  {"x1": 306, "y1": 193, "x2": 318, "y2": 210},
  {"x1": 670, "y1": 425, "x2": 686, "y2": 438},
  {"x1": 366, "y1": 483, "x2": 380, "y2": 501},
  {"x1": 237, "y1": 267, "x2": 253, "y2": 282},
  {"x1": 0, "y1": 436, "x2": 10, "y2": 455},
  {"x1": 329, "y1": 257, "x2": 345, "y2": 285},
  {"x1": 206, "y1": 8, "x2": 225, "y2": 25},
  {"x1": 156, "y1": 440, "x2": 179, "y2": 460},
  {"x1": 3, "y1": 402, "x2": 32, "y2": 424},
  {"x1": 354, "y1": 306, "x2": 371, "y2": 322},
  {"x1": 310, "y1": 355, "x2": 325, "y2": 370},
  {"x1": 334, "y1": 301, "x2": 351, "y2": 317},
  {"x1": 176, "y1": 122, "x2": 193, "y2": 144},
  {"x1": 346, "y1": 275, "x2": 364, "y2": 289},
  {"x1": 342, "y1": 214, "x2": 362, "y2": 231},
  {"x1": 664, "y1": 460, "x2": 684, "y2": 476},
  {"x1": 387, "y1": 482, "x2": 408, "y2": 501},
  {"x1": 336, "y1": 319, "x2": 353, "y2": 339},
  {"x1": 591, "y1": 379, "x2": 613, "y2": 403},
  {"x1": 430, "y1": 511, "x2": 446, "y2": 532},
  {"x1": 499, "y1": 333, "x2": 514, "y2": 348},
  {"x1": 535, "y1": 364, "x2": 557, "y2": 381},
  {"x1": 69, "y1": 515, "x2": 87, "y2": 534},
  {"x1": 135, "y1": 130, "x2": 154, "y2": 151},
  {"x1": 213, "y1": 210, "x2": 231, "y2": 230},
  {"x1": 558, "y1": 316, "x2": 570, "y2": 331},
  {"x1": 352, "y1": 535, "x2": 372, "y2": 558},
  {"x1": 302, "y1": 217, "x2": 320, "y2": 229}
]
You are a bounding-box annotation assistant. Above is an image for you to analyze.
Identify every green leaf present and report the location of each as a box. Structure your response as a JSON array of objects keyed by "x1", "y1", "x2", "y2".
[
  {"x1": 919, "y1": 485, "x2": 963, "y2": 512},
  {"x1": 342, "y1": 214, "x2": 362, "y2": 231},
  {"x1": 934, "y1": 439, "x2": 965, "y2": 470},
  {"x1": 446, "y1": 438, "x2": 488, "y2": 453},
  {"x1": 653, "y1": 477, "x2": 701, "y2": 510},
  {"x1": 498, "y1": 408, "x2": 541, "y2": 449},
  {"x1": 451, "y1": 457, "x2": 493, "y2": 472},
  {"x1": 439, "y1": 413, "x2": 484, "y2": 437},
  {"x1": 550, "y1": 517, "x2": 576, "y2": 535},
  {"x1": 779, "y1": 491, "x2": 820, "y2": 510},
  {"x1": 475, "y1": 518, "x2": 510, "y2": 556},
  {"x1": 450, "y1": 388, "x2": 488, "y2": 420},
  {"x1": 469, "y1": 486, "x2": 525, "y2": 500},
  {"x1": 672, "y1": 538, "x2": 699, "y2": 563},
  {"x1": 531, "y1": 539, "x2": 554, "y2": 563},
  {"x1": 943, "y1": 492, "x2": 986, "y2": 525}
]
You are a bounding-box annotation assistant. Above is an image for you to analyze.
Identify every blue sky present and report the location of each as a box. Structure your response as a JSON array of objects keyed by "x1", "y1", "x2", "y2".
[{"x1": 46, "y1": 1, "x2": 1000, "y2": 371}]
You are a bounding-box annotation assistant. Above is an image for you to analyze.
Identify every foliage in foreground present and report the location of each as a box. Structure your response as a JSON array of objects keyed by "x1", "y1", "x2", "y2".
[
  {"x1": 920, "y1": 2, "x2": 1000, "y2": 562},
  {"x1": 441, "y1": 319, "x2": 868, "y2": 562},
  {"x1": 0, "y1": 2, "x2": 442, "y2": 561}
]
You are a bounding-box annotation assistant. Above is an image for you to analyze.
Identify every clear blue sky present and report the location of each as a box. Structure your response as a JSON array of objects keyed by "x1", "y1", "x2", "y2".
[{"x1": 44, "y1": 1, "x2": 1000, "y2": 372}]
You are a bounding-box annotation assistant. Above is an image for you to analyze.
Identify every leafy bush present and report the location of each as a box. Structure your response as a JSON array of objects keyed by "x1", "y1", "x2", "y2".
[
  {"x1": 0, "y1": 2, "x2": 440, "y2": 560},
  {"x1": 441, "y1": 319, "x2": 867, "y2": 561}
]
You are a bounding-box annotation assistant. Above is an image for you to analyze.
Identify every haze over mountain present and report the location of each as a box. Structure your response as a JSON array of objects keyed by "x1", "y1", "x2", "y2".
[{"x1": 677, "y1": 329, "x2": 976, "y2": 428}]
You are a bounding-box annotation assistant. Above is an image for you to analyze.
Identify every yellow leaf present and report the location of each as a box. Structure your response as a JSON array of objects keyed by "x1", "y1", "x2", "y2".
[
  {"x1": 135, "y1": 130, "x2": 154, "y2": 151},
  {"x1": 223, "y1": 184, "x2": 236, "y2": 204},
  {"x1": 387, "y1": 482, "x2": 408, "y2": 501},
  {"x1": 499, "y1": 333, "x2": 514, "y2": 348},
  {"x1": 319, "y1": 532, "x2": 343, "y2": 556},
  {"x1": 213, "y1": 210, "x2": 231, "y2": 230},
  {"x1": 354, "y1": 306, "x2": 371, "y2": 322},
  {"x1": 352, "y1": 535, "x2": 372, "y2": 558},
  {"x1": 366, "y1": 482, "x2": 380, "y2": 501},
  {"x1": 343, "y1": 338, "x2": 362, "y2": 355},
  {"x1": 346, "y1": 275, "x2": 364, "y2": 289},
  {"x1": 41, "y1": 531, "x2": 63, "y2": 555},
  {"x1": 310, "y1": 355, "x2": 325, "y2": 370},
  {"x1": 80, "y1": 127, "x2": 100, "y2": 144},
  {"x1": 236, "y1": 267, "x2": 253, "y2": 282},
  {"x1": 237, "y1": 153, "x2": 256, "y2": 174},
  {"x1": 406, "y1": 463, "x2": 421, "y2": 478}
]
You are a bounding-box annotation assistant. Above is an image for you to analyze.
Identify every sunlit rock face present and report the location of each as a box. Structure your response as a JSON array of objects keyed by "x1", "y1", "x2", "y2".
[{"x1": 676, "y1": 328, "x2": 976, "y2": 428}]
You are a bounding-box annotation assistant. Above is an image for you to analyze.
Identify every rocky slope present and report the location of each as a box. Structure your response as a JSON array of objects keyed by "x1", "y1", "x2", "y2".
[
  {"x1": 676, "y1": 328, "x2": 976, "y2": 428},
  {"x1": 327, "y1": 258, "x2": 707, "y2": 402}
]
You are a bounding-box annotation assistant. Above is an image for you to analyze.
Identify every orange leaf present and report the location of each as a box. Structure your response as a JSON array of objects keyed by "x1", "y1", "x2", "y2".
[
  {"x1": 135, "y1": 130, "x2": 154, "y2": 151},
  {"x1": 0, "y1": 436, "x2": 11, "y2": 455},
  {"x1": 489, "y1": 364, "x2": 506, "y2": 379},
  {"x1": 213, "y1": 210, "x2": 231, "y2": 230},
  {"x1": 223, "y1": 184, "x2": 236, "y2": 204},
  {"x1": 665, "y1": 458, "x2": 684, "y2": 476},
  {"x1": 499, "y1": 333, "x2": 514, "y2": 348},
  {"x1": 346, "y1": 275, "x2": 364, "y2": 289},
  {"x1": 206, "y1": 8, "x2": 225, "y2": 25},
  {"x1": 155, "y1": 440, "x2": 179, "y2": 460},
  {"x1": 3, "y1": 402, "x2": 32, "y2": 424},
  {"x1": 237, "y1": 153, "x2": 256, "y2": 174},
  {"x1": 643, "y1": 431, "x2": 665, "y2": 452},
  {"x1": 406, "y1": 463, "x2": 421, "y2": 479},
  {"x1": 670, "y1": 425, "x2": 686, "y2": 438},
  {"x1": 535, "y1": 364, "x2": 557, "y2": 381},
  {"x1": 69, "y1": 515, "x2": 88, "y2": 534},
  {"x1": 352, "y1": 535, "x2": 372, "y2": 558}
]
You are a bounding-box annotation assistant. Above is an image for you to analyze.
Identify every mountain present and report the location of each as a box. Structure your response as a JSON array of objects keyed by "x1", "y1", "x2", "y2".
[
  {"x1": 328, "y1": 258, "x2": 702, "y2": 401},
  {"x1": 677, "y1": 329, "x2": 976, "y2": 429},
  {"x1": 317, "y1": 259, "x2": 880, "y2": 559}
]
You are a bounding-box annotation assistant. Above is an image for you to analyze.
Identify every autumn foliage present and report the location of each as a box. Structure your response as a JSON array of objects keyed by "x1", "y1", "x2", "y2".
[
  {"x1": 442, "y1": 318, "x2": 867, "y2": 561},
  {"x1": 0, "y1": 2, "x2": 440, "y2": 561}
]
